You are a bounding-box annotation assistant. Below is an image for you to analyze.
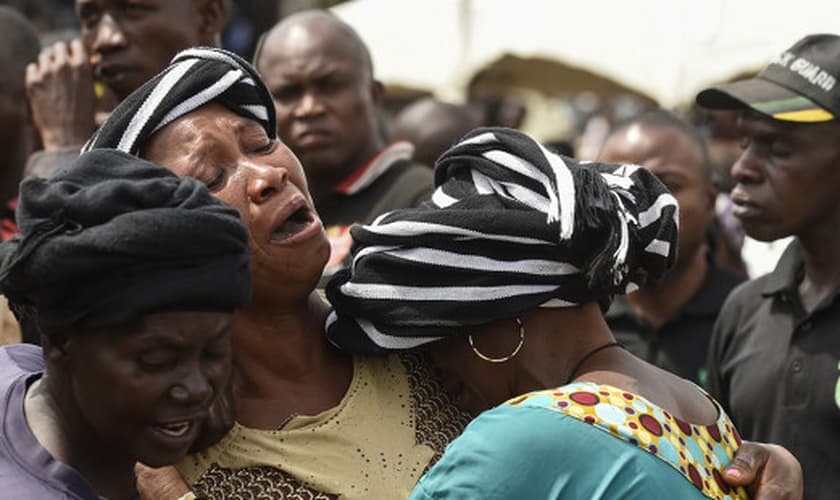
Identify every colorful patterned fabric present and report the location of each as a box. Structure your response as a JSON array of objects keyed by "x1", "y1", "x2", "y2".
[{"x1": 507, "y1": 382, "x2": 748, "y2": 500}]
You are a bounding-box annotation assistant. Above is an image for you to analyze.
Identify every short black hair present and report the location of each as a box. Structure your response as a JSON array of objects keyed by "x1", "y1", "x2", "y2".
[{"x1": 609, "y1": 109, "x2": 713, "y2": 184}]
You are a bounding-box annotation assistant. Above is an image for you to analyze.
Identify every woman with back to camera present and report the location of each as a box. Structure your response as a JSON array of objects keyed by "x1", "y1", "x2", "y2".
[
  {"x1": 325, "y1": 127, "x2": 755, "y2": 499},
  {"x1": 0, "y1": 149, "x2": 251, "y2": 499},
  {"x1": 86, "y1": 47, "x2": 802, "y2": 499}
]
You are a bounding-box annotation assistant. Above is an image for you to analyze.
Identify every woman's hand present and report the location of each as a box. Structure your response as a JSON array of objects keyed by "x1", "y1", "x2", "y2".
[
  {"x1": 724, "y1": 441, "x2": 803, "y2": 500},
  {"x1": 135, "y1": 464, "x2": 191, "y2": 500}
]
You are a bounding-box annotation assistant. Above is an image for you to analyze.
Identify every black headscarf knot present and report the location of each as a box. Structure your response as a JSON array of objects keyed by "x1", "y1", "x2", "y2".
[{"x1": 0, "y1": 149, "x2": 252, "y2": 335}]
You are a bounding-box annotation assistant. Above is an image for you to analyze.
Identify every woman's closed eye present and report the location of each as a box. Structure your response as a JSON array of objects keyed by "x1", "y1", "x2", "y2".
[
  {"x1": 204, "y1": 169, "x2": 227, "y2": 191},
  {"x1": 256, "y1": 138, "x2": 278, "y2": 154},
  {"x1": 202, "y1": 343, "x2": 230, "y2": 363},
  {"x1": 138, "y1": 349, "x2": 178, "y2": 372}
]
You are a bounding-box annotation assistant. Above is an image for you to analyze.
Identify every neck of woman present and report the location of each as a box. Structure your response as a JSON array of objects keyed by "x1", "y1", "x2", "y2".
[
  {"x1": 513, "y1": 304, "x2": 618, "y2": 394},
  {"x1": 516, "y1": 303, "x2": 717, "y2": 424},
  {"x1": 25, "y1": 376, "x2": 138, "y2": 500},
  {"x1": 229, "y1": 291, "x2": 354, "y2": 427}
]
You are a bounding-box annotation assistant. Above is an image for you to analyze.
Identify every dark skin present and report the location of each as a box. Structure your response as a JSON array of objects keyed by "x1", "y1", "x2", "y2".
[
  {"x1": 25, "y1": 0, "x2": 225, "y2": 151},
  {"x1": 732, "y1": 112, "x2": 840, "y2": 312},
  {"x1": 76, "y1": 0, "x2": 225, "y2": 100},
  {"x1": 25, "y1": 311, "x2": 233, "y2": 500},
  {"x1": 391, "y1": 97, "x2": 481, "y2": 168},
  {"x1": 599, "y1": 124, "x2": 717, "y2": 327},
  {"x1": 142, "y1": 103, "x2": 352, "y2": 428},
  {"x1": 136, "y1": 104, "x2": 801, "y2": 500},
  {"x1": 428, "y1": 304, "x2": 718, "y2": 421},
  {"x1": 428, "y1": 304, "x2": 803, "y2": 499},
  {"x1": 256, "y1": 11, "x2": 385, "y2": 200}
]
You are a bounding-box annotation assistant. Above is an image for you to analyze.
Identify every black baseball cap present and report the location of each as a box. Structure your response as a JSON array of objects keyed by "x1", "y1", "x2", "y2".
[{"x1": 697, "y1": 34, "x2": 840, "y2": 122}]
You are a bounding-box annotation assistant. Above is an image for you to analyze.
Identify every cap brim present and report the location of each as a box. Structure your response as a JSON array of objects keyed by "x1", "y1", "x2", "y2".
[{"x1": 696, "y1": 78, "x2": 834, "y2": 123}]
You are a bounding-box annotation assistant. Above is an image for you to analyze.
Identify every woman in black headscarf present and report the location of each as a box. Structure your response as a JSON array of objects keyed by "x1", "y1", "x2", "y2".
[
  {"x1": 88, "y1": 47, "x2": 801, "y2": 500},
  {"x1": 0, "y1": 149, "x2": 251, "y2": 499},
  {"x1": 325, "y1": 127, "x2": 744, "y2": 499}
]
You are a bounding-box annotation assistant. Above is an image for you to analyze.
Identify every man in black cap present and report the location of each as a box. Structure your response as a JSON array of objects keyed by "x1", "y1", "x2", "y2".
[{"x1": 698, "y1": 33, "x2": 840, "y2": 500}]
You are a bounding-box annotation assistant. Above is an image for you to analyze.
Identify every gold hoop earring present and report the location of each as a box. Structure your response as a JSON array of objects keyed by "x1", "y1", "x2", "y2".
[{"x1": 468, "y1": 318, "x2": 525, "y2": 363}]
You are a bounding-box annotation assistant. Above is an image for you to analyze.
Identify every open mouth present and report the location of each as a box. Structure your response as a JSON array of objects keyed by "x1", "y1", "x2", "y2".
[
  {"x1": 95, "y1": 64, "x2": 134, "y2": 84},
  {"x1": 154, "y1": 420, "x2": 192, "y2": 438},
  {"x1": 270, "y1": 204, "x2": 318, "y2": 243}
]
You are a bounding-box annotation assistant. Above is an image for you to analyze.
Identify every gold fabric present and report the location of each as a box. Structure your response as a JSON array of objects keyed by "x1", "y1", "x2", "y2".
[{"x1": 178, "y1": 352, "x2": 470, "y2": 499}]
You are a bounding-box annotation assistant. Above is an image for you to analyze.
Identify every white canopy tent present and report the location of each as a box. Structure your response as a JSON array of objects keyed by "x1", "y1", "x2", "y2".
[{"x1": 332, "y1": 0, "x2": 840, "y2": 106}]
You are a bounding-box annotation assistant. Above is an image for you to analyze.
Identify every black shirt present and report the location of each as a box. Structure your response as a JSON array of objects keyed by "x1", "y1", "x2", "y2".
[
  {"x1": 707, "y1": 240, "x2": 840, "y2": 500},
  {"x1": 317, "y1": 158, "x2": 433, "y2": 227},
  {"x1": 317, "y1": 154, "x2": 433, "y2": 284},
  {"x1": 606, "y1": 262, "x2": 743, "y2": 383}
]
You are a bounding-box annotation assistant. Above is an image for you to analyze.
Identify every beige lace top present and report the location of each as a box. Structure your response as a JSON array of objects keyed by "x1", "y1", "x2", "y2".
[{"x1": 177, "y1": 352, "x2": 470, "y2": 499}]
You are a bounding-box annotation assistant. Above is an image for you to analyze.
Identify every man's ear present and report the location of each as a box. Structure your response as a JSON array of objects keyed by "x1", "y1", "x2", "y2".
[
  {"x1": 369, "y1": 79, "x2": 385, "y2": 107},
  {"x1": 197, "y1": 0, "x2": 227, "y2": 42}
]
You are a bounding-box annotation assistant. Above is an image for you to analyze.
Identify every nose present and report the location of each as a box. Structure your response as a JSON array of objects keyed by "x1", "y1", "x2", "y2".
[
  {"x1": 91, "y1": 14, "x2": 127, "y2": 54},
  {"x1": 292, "y1": 91, "x2": 325, "y2": 118},
  {"x1": 246, "y1": 162, "x2": 288, "y2": 204},
  {"x1": 730, "y1": 145, "x2": 764, "y2": 185},
  {"x1": 169, "y1": 364, "x2": 212, "y2": 406}
]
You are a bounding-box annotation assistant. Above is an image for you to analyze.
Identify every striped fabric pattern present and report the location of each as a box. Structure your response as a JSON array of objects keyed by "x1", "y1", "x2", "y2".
[
  {"x1": 83, "y1": 47, "x2": 276, "y2": 154},
  {"x1": 325, "y1": 127, "x2": 679, "y2": 354}
]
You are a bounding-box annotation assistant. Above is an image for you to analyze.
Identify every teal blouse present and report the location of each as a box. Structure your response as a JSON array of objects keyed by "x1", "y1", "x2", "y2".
[{"x1": 411, "y1": 382, "x2": 748, "y2": 500}]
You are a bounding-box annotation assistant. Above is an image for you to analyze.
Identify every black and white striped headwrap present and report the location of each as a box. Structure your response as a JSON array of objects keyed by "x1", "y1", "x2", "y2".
[
  {"x1": 325, "y1": 127, "x2": 679, "y2": 354},
  {"x1": 83, "y1": 47, "x2": 275, "y2": 155}
]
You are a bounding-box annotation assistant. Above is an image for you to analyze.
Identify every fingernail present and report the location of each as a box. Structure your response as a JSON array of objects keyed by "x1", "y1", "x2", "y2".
[{"x1": 725, "y1": 468, "x2": 742, "y2": 479}]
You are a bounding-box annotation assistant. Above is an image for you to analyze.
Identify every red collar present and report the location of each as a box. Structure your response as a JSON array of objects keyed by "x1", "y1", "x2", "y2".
[
  {"x1": 332, "y1": 142, "x2": 414, "y2": 195},
  {"x1": 0, "y1": 197, "x2": 18, "y2": 242}
]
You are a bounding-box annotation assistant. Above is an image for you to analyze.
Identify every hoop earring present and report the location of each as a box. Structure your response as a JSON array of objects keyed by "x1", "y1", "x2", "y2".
[{"x1": 468, "y1": 318, "x2": 525, "y2": 363}]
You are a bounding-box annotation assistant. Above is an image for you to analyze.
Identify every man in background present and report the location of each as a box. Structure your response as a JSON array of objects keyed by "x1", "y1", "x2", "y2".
[
  {"x1": 599, "y1": 110, "x2": 744, "y2": 384},
  {"x1": 699, "y1": 33, "x2": 840, "y2": 500},
  {"x1": 391, "y1": 97, "x2": 481, "y2": 168},
  {"x1": 25, "y1": 0, "x2": 226, "y2": 177}
]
